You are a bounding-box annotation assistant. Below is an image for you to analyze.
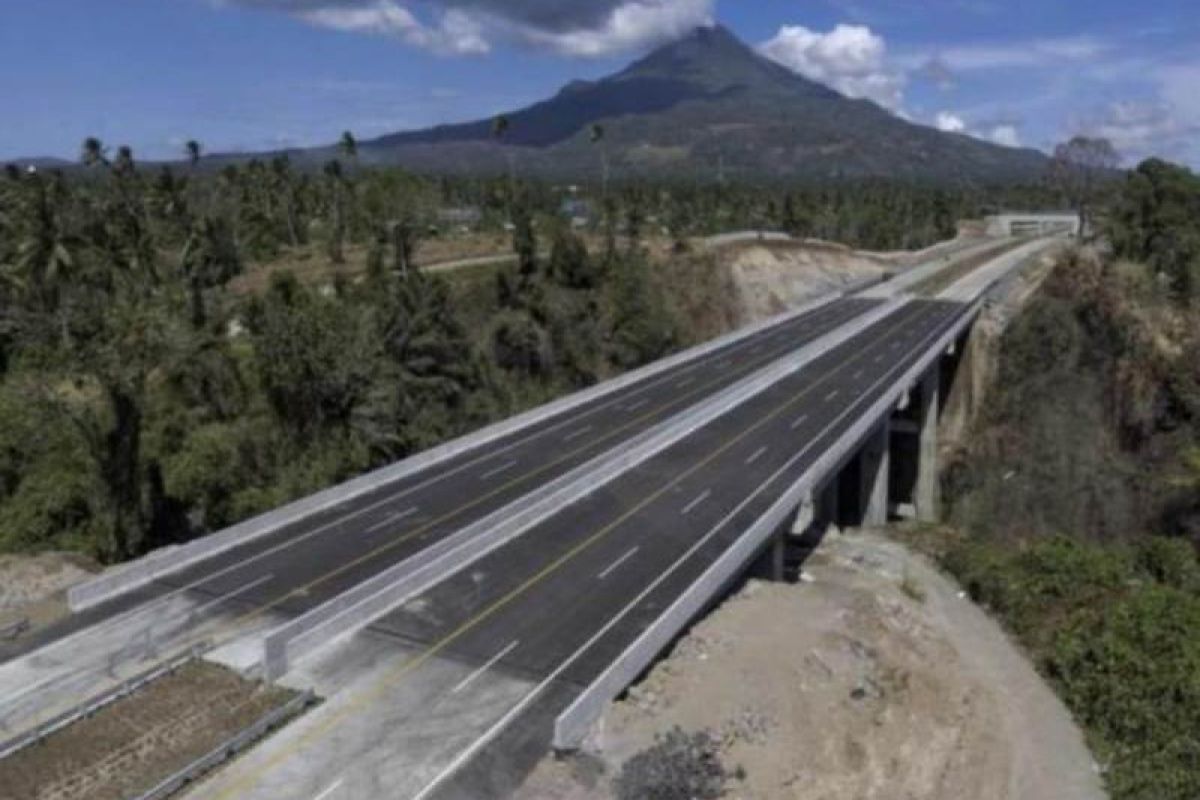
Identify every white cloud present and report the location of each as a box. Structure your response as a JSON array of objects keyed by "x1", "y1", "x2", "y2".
[
  {"x1": 236, "y1": 0, "x2": 713, "y2": 57},
  {"x1": 1071, "y1": 98, "x2": 1200, "y2": 164},
  {"x1": 936, "y1": 111, "x2": 966, "y2": 133},
  {"x1": 507, "y1": 0, "x2": 714, "y2": 57},
  {"x1": 932, "y1": 111, "x2": 1023, "y2": 148},
  {"x1": 914, "y1": 36, "x2": 1107, "y2": 72},
  {"x1": 759, "y1": 23, "x2": 906, "y2": 110},
  {"x1": 987, "y1": 124, "x2": 1020, "y2": 147},
  {"x1": 296, "y1": 2, "x2": 488, "y2": 54}
]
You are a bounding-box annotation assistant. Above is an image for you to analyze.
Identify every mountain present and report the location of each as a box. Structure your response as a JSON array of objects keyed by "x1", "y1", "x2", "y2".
[{"x1": 332, "y1": 25, "x2": 1049, "y2": 183}]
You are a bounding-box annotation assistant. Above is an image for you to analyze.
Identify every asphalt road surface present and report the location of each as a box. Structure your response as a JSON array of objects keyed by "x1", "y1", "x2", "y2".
[
  {"x1": 1, "y1": 296, "x2": 878, "y2": 672},
  {"x1": 193, "y1": 298, "x2": 969, "y2": 800}
]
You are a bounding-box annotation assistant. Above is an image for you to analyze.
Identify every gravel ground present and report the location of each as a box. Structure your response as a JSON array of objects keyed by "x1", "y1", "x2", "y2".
[
  {"x1": 516, "y1": 528, "x2": 1107, "y2": 800},
  {"x1": 0, "y1": 661, "x2": 296, "y2": 800}
]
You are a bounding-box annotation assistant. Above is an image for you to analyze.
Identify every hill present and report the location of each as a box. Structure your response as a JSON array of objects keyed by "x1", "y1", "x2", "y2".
[{"x1": 341, "y1": 24, "x2": 1048, "y2": 184}]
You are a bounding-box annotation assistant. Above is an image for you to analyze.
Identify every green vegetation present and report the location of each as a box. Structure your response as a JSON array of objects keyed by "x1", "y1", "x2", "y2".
[
  {"x1": 939, "y1": 156, "x2": 1200, "y2": 800},
  {"x1": 1110, "y1": 158, "x2": 1200, "y2": 304},
  {"x1": 944, "y1": 536, "x2": 1200, "y2": 799},
  {"x1": 0, "y1": 134, "x2": 1060, "y2": 564},
  {"x1": 0, "y1": 148, "x2": 690, "y2": 562}
]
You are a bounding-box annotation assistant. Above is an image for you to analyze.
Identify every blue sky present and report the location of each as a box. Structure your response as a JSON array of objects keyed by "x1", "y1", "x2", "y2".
[{"x1": 2, "y1": 0, "x2": 1198, "y2": 166}]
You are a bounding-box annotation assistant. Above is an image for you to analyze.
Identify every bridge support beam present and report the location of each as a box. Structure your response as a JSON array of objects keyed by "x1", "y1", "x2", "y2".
[
  {"x1": 915, "y1": 368, "x2": 941, "y2": 523},
  {"x1": 817, "y1": 479, "x2": 839, "y2": 529},
  {"x1": 859, "y1": 421, "x2": 891, "y2": 527},
  {"x1": 769, "y1": 532, "x2": 786, "y2": 582}
]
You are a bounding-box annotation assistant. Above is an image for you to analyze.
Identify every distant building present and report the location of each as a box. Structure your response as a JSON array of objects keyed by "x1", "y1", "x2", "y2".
[
  {"x1": 985, "y1": 212, "x2": 1081, "y2": 238},
  {"x1": 437, "y1": 206, "x2": 483, "y2": 232}
]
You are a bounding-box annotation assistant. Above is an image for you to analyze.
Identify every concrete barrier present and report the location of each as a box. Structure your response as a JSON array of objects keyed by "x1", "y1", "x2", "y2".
[
  {"x1": 552, "y1": 300, "x2": 983, "y2": 750},
  {"x1": 68, "y1": 291, "x2": 855, "y2": 613},
  {"x1": 259, "y1": 298, "x2": 910, "y2": 680}
]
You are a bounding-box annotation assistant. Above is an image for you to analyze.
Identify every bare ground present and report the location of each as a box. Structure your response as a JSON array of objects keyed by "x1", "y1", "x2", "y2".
[
  {"x1": 516, "y1": 528, "x2": 1107, "y2": 800},
  {"x1": 0, "y1": 661, "x2": 297, "y2": 800},
  {"x1": 0, "y1": 553, "x2": 98, "y2": 639},
  {"x1": 721, "y1": 240, "x2": 891, "y2": 323}
]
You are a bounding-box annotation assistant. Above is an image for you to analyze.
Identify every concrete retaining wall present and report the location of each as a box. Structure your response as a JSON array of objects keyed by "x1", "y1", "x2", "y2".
[
  {"x1": 552, "y1": 300, "x2": 983, "y2": 750},
  {"x1": 68, "y1": 292, "x2": 855, "y2": 613},
  {"x1": 260, "y1": 298, "x2": 909, "y2": 680}
]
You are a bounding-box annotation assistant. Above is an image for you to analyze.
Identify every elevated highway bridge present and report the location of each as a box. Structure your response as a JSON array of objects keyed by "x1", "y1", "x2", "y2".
[{"x1": 0, "y1": 234, "x2": 1063, "y2": 800}]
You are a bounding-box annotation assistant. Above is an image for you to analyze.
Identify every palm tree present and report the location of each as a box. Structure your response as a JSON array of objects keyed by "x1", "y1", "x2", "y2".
[
  {"x1": 339, "y1": 130, "x2": 358, "y2": 161},
  {"x1": 185, "y1": 140, "x2": 202, "y2": 168},
  {"x1": 81, "y1": 137, "x2": 108, "y2": 167},
  {"x1": 324, "y1": 159, "x2": 346, "y2": 265},
  {"x1": 590, "y1": 123, "x2": 610, "y2": 202},
  {"x1": 491, "y1": 115, "x2": 510, "y2": 141},
  {"x1": 114, "y1": 145, "x2": 135, "y2": 176},
  {"x1": 492, "y1": 115, "x2": 517, "y2": 199}
]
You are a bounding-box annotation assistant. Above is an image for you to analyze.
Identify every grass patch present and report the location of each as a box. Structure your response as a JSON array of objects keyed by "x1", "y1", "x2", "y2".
[{"x1": 943, "y1": 534, "x2": 1200, "y2": 799}]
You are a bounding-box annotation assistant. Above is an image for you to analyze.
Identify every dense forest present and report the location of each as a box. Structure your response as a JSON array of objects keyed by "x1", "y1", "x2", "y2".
[{"x1": 0, "y1": 136, "x2": 1068, "y2": 563}]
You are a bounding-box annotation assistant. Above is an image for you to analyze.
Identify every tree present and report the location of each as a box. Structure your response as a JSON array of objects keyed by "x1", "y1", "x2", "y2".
[
  {"x1": 81, "y1": 137, "x2": 108, "y2": 168},
  {"x1": 1051, "y1": 136, "x2": 1120, "y2": 237},
  {"x1": 324, "y1": 159, "x2": 347, "y2": 265},
  {"x1": 590, "y1": 123, "x2": 610, "y2": 202},
  {"x1": 246, "y1": 273, "x2": 376, "y2": 438},
  {"x1": 113, "y1": 145, "x2": 136, "y2": 177},
  {"x1": 185, "y1": 140, "x2": 202, "y2": 168},
  {"x1": 1109, "y1": 158, "x2": 1200, "y2": 303},
  {"x1": 492, "y1": 115, "x2": 516, "y2": 199},
  {"x1": 339, "y1": 130, "x2": 358, "y2": 162}
]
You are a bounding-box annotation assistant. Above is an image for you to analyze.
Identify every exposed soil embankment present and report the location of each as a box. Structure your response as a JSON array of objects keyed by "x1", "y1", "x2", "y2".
[
  {"x1": 721, "y1": 240, "x2": 890, "y2": 323},
  {"x1": 518, "y1": 529, "x2": 1105, "y2": 800}
]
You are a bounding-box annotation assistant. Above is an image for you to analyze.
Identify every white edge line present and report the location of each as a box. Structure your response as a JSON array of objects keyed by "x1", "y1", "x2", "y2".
[
  {"x1": 312, "y1": 778, "x2": 344, "y2": 800},
  {"x1": 597, "y1": 547, "x2": 640, "y2": 580},
  {"x1": 480, "y1": 460, "x2": 519, "y2": 481},
  {"x1": 680, "y1": 489, "x2": 711, "y2": 516},
  {"x1": 452, "y1": 641, "x2": 520, "y2": 695}
]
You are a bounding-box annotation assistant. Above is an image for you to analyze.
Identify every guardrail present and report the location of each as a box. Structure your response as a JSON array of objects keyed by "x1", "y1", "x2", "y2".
[
  {"x1": 68, "y1": 291, "x2": 851, "y2": 613},
  {"x1": 132, "y1": 689, "x2": 316, "y2": 800},
  {"x1": 259, "y1": 297, "x2": 908, "y2": 680},
  {"x1": 0, "y1": 641, "x2": 210, "y2": 761},
  {"x1": 552, "y1": 300, "x2": 984, "y2": 749}
]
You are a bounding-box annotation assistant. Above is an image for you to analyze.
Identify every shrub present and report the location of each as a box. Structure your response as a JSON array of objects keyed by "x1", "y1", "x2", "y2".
[
  {"x1": 1049, "y1": 584, "x2": 1200, "y2": 799},
  {"x1": 614, "y1": 728, "x2": 727, "y2": 800}
]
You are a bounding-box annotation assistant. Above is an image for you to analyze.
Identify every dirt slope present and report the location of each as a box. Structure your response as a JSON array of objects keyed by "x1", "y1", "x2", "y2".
[{"x1": 517, "y1": 529, "x2": 1106, "y2": 800}]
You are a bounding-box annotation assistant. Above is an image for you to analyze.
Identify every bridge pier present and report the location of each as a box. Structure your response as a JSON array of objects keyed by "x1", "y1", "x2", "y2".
[
  {"x1": 859, "y1": 421, "x2": 891, "y2": 527},
  {"x1": 915, "y1": 368, "x2": 941, "y2": 523}
]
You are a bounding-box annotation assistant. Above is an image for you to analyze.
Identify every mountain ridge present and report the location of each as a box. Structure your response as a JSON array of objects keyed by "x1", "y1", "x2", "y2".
[{"x1": 344, "y1": 24, "x2": 1047, "y2": 183}]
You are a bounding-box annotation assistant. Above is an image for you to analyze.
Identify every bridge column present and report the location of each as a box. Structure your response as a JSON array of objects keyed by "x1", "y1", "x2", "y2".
[
  {"x1": 817, "y1": 479, "x2": 839, "y2": 529},
  {"x1": 915, "y1": 368, "x2": 941, "y2": 523},
  {"x1": 859, "y1": 421, "x2": 890, "y2": 527},
  {"x1": 769, "y1": 532, "x2": 786, "y2": 582}
]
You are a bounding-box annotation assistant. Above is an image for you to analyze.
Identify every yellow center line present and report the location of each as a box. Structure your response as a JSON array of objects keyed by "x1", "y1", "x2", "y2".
[
  {"x1": 177, "y1": 301, "x2": 863, "y2": 647},
  {"x1": 210, "y1": 302, "x2": 942, "y2": 799}
]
